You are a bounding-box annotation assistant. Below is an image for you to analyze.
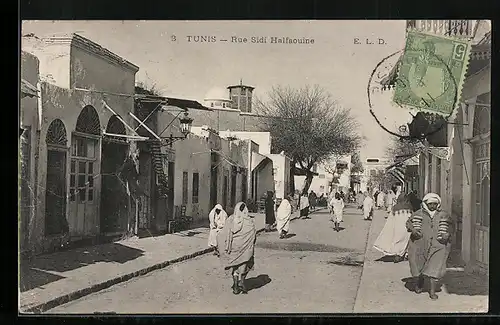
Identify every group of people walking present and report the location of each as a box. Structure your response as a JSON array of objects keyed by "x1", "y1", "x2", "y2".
[
  {"x1": 208, "y1": 201, "x2": 256, "y2": 295},
  {"x1": 373, "y1": 189, "x2": 455, "y2": 300},
  {"x1": 207, "y1": 192, "x2": 297, "y2": 294},
  {"x1": 207, "y1": 185, "x2": 455, "y2": 301}
]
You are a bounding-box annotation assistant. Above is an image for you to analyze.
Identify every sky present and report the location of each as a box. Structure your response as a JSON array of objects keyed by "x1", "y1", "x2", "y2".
[{"x1": 21, "y1": 20, "x2": 408, "y2": 159}]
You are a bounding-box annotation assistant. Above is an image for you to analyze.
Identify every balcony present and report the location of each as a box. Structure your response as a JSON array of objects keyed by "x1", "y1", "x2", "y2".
[{"x1": 407, "y1": 20, "x2": 476, "y2": 38}]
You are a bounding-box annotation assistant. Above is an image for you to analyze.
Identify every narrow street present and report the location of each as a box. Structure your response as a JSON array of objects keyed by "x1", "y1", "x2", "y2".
[{"x1": 49, "y1": 206, "x2": 371, "y2": 313}]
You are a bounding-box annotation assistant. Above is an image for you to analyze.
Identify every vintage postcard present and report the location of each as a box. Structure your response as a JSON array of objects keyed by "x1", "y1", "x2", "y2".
[{"x1": 19, "y1": 20, "x2": 490, "y2": 314}]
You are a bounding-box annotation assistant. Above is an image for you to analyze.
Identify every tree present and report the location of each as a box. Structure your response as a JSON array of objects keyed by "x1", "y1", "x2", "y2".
[
  {"x1": 385, "y1": 135, "x2": 418, "y2": 160},
  {"x1": 255, "y1": 85, "x2": 362, "y2": 194},
  {"x1": 367, "y1": 169, "x2": 400, "y2": 192},
  {"x1": 350, "y1": 151, "x2": 364, "y2": 174}
]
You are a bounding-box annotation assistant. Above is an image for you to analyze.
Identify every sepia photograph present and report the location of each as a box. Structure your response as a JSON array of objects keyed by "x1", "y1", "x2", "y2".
[{"x1": 18, "y1": 20, "x2": 490, "y2": 314}]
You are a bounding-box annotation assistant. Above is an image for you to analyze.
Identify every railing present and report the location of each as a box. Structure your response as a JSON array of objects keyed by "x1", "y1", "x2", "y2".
[{"x1": 407, "y1": 20, "x2": 476, "y2": 38}]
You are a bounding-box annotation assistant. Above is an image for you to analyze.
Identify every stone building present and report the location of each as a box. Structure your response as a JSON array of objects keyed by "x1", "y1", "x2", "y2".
[
  {"x1": 382, "y1": 20, "x2": 491, "y2": 274},
  {"x1": 21, "y1": 33, "x2": 140, "y2": 254},
  {"x1": 20, "y1": 51, "x2": 41, "y2": 255}
]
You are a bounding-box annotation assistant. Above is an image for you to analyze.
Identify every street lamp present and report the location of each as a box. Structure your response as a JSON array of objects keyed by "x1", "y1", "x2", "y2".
[
  {"x1": 179, "y1": 112, "x2": 194, "y2": 136},
  {"x1": 161, "y1": 111, "x2": 194, "y2": 147}
]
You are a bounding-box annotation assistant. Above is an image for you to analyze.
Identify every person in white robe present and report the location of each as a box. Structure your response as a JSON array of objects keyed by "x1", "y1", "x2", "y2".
[
  {"x1": 373, "y1": 194, "x2": 412, "y2": 262},
  {"x1": 377, "y1": 190, "x2": 386, "y2": 209},
  {"x1": 363, "y1": 191, "x2": 374, "y2": 220},
  {"x1": 330, "y1": 192, "x2": 345, "y2": 232},
  {"x1": 276, "y1": 194, "x2": 292, "y2": 239},
  {"x1": 385, "y1": 189, "x2": 396, "y2": 219},
  {"x1": 299, "y1": 191, "x2": 310, "y2": 219},
  {"x1": 208, "y1": 204, "x2": 227, "y2": 256}
]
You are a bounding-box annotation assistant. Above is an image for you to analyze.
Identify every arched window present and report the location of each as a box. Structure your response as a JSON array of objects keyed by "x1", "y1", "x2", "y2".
[
  {"x1": 76, "y1": 105, "x2": 101, "y2": 135},
  {"x1": 473, "y1": 92, "x2": 490, "y2": 137},
  {"x1": 46, "y1": 119, "x2": 68, "y2": 146},
  {"x1": 104, "y1": 115, "x2": 127, "y2": 143}
]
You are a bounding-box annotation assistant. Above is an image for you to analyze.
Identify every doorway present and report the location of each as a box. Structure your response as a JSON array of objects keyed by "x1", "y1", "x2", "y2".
[
  {"x1": 45, "y1": 119, "x2": 69, "y2": 236},
  {"x1": 68, "y1": 106, "x2": 101, "y2": 237},
  {"x1": 100, "y1": 116, "x2": 129, "y2": 234}
]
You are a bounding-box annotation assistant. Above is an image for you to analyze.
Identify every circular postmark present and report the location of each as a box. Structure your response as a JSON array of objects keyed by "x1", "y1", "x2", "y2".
[{"x1": 367, "y1": 44, "x2": 459, "y2": 140}]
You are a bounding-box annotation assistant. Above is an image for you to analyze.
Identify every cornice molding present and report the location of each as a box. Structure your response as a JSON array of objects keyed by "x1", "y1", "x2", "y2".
[{"x1": 41, "y1": 33, "x2": 139, "y2": 73}]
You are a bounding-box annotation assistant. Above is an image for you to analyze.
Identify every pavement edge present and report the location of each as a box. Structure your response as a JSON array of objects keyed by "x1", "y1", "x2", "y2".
[
  {"x1": 351, "y1": 211, "x2": 378, "y2": 313},
  {"x1": 21, "y1": 212, "x2": 295, "y2": 314}
]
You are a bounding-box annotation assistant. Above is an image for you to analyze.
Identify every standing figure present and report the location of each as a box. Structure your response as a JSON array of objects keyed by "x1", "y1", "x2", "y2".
[
  {"x1": 308, "y1": 191, "x2": 317, "y2": 211},
  {"x1": 217, "y1": 202, "x2": 257, "y2": 295},
  {"x1": 373, "y1": 194, "x2": 412, "y2": 262},
  {"x1": 406, "y1": 193, "x2": 455, "y2": 300},
  {"x1": 264, "y1": 191, "x2": 276, "y2": 232},
  {"x1": 356, "y1": 191, "x2": 364, "y2": 209},
  {"x1": 377, "y1": 190, "x2": 386, "y2": 209},
  {"x1": 362, "y1": 191, "x2": 374, "y2": 220},
  {"x1": 299, "y1": 190, "x2": 310, "y2": 219},
  {"x1": 276, "y1": 194, "x2": 293, "y2": 239},
  {"x1": 385, "y1": 188, "x2": 396, "y2": 219},
  {"x1": 330, "y1": 192, "x2": 345, "y2": 232},
  {"x1": 208, "y1": 204, "x2": 228, "y2": 256}
]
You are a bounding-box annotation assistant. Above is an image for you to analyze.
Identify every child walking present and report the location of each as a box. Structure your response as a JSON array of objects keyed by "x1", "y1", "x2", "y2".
[{"x1": 330, "y1": 192, "x2": 345, "y2": 232}]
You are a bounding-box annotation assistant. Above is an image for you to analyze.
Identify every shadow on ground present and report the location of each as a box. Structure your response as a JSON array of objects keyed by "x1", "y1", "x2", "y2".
[
  {"x1": 375, "y1": 255, "x2": 406, "y2": 263},
  {"x1": 402, "y1": 269, "x2": 488, "y2": 296},
  {"x1": 442, "y1": 270, "x2": 488, "y2": 296},
  {"x1": 401, "y1": 277, "x2": 443, "y2": 293},
  {"x1": 19, "y1": 267, "x2": 66, "y2": 292},
  {"x1": 20, "y1": 243, "x2": 145, "y2": 292},
  {"x1": 246, "y1": 274, "x2": 272, "y2": 291},
  {"x1": 283, "y1": 233, "x2": 296, "y2": 239},
  {"x1": 256, "y1": 241, "x2": 355, "y2": 253}
]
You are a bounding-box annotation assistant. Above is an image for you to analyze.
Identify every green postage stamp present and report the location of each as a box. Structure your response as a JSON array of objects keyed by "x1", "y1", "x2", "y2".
[{"x1": 393, "y1": 31, "x2": 471, "y2": 116}]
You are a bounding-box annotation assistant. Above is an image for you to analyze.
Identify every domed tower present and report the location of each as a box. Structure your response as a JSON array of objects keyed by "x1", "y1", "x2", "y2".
[
  {"x1": 204, "y1": 87, "x2": 233, "y2": 110},
  {"x1": 227, "y1": 79, "x2": 255, "y2": 113}
]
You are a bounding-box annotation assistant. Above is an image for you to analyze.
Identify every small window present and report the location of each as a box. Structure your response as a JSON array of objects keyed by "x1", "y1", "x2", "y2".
[
  {"x1": 211, "y1": 102, "x2": 214, "y2": 107},
  {"x1": 370, "y1": 169, "x2": 377, "y2": 176},
  {"x1": 367, "y1": 159, "x2": 380, "y2": 163},
  {"x1": 319, "y1": 174, "x2": 325, "y2": 179},
  {"x1": 192, "y1": 172, "x2": 199, "y2": 204}
]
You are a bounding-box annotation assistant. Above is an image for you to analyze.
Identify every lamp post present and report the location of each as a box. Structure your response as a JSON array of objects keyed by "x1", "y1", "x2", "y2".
[{"x1": 161, "y1": 111, "x2": 194, "y2": 147}]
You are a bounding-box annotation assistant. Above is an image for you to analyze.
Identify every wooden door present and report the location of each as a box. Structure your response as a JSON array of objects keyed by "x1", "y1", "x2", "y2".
[
  {"x1": 68, "y1": 136, "x2": 99, "y2": 237},
  {"x1": 472, "y1": 139, "x2": 490, "y2": 268}
]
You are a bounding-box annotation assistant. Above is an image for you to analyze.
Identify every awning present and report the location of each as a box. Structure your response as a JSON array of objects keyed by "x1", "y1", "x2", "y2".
[
  {"x1": 387, "y1": 166, "x2": 405, "y2": 184},
  {"x1": 21, "y1": 79, "x2": 38, "y2": 98},
  {"x1": 135, "y1": 94, "x2": 213, "y2": 111},
  {"x1": 385, "y1": 154, "x2": 419, "y2": 171}
]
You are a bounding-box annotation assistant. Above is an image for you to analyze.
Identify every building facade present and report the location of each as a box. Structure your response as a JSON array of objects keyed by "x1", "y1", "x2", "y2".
[
  {"x1": 360, "y1": 157, "x2": 393, "y2": 193},
  {"x1": 391, "y1": 20, "x2": 491, "y2": 274},
  {"x1": 21, "y1": 33, "x2": 140, "y2": 254},
  {"x1": 20, "y1": 51, "x2": 41, "y2": 255}
]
